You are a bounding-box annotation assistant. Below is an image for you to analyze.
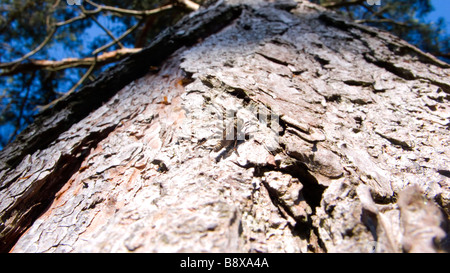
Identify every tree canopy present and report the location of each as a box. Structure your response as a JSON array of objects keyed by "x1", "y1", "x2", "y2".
[
  {"x1": 310, "y1": 0, "x2": 449, "y2": 59},
  {"x1": 0, "y1": 0, "x2": 448, "y2": 149}
]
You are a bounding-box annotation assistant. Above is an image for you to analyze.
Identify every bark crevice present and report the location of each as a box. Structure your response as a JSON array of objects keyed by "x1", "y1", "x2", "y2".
[{"x1": 0, "y1": 124, "x2": 117, "y2": 252}]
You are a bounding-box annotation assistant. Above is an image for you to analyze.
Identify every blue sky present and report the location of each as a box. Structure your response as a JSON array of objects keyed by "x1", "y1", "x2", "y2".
[{"x1": 426, "y1": 0, "x2": 450, "y2": 32}]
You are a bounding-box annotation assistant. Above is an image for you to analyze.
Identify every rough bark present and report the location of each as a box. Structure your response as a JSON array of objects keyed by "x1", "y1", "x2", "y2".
[{"x1": 1, "y1": 0, "x2": 449, "y2": 253}]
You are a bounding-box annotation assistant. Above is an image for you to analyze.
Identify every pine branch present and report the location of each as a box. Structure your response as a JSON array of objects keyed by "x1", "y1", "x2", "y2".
[
  {"x1": 0, "y1": 48, "x2": 142, "y2": 76},
  {"x1": 321, "y1": 0, "x2": 365, "y2": 8},
  {"x1": 0, "y1": 27, "x2": 57, "y2": 69},
  {"x1": 178, "y1": 0, "x2": 201, "y2": 11},
  {"x1": 36, "y1": 60, "x2": 97, "y2": 113},
  {"x1": 354, "y1": 18, "x2": 408, "y2": 27},
  {"x1": 77, "y1": 5, "x2": 124, "y2": 49},
  {"x1": 0, "y1": 0, "x2": 199, "y2": 75},
  {"x1": 93, "y1": 19, "x2": 142, "y2": 55},
  {"x1": 84, "y1": 0, "x2": 176, "y2": 16}
]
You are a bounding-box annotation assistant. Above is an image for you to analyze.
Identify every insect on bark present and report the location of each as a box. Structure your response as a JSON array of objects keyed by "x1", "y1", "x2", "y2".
[{"x1": 213, "y1": 118, "x2": 246, "y2": 156}]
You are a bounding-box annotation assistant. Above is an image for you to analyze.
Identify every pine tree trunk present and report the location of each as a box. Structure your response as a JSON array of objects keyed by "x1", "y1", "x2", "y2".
[{"x1": 1, "y1": 0, "x2": 449, "y2": 253}]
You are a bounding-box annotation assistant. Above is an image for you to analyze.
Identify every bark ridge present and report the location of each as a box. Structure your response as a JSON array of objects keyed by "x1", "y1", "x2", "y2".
[{"x1": 1, "y1": 0, "x2": 449, "y2": 253}]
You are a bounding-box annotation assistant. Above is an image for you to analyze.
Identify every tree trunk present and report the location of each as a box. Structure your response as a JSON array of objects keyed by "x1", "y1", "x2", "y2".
[{"x1": 1, "y1": 0, "x2": 449, "y2": 253}]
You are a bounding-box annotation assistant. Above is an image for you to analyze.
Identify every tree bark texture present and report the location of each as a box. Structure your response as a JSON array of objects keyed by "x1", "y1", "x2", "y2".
[{"x1": 1, "y1": 0, "x2": 449, "y2": 253}]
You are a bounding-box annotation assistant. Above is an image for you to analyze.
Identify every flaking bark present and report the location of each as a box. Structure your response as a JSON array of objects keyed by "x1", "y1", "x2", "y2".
[{"x1": 1, "y1": 0, "x2": 449, "y2": 253}]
